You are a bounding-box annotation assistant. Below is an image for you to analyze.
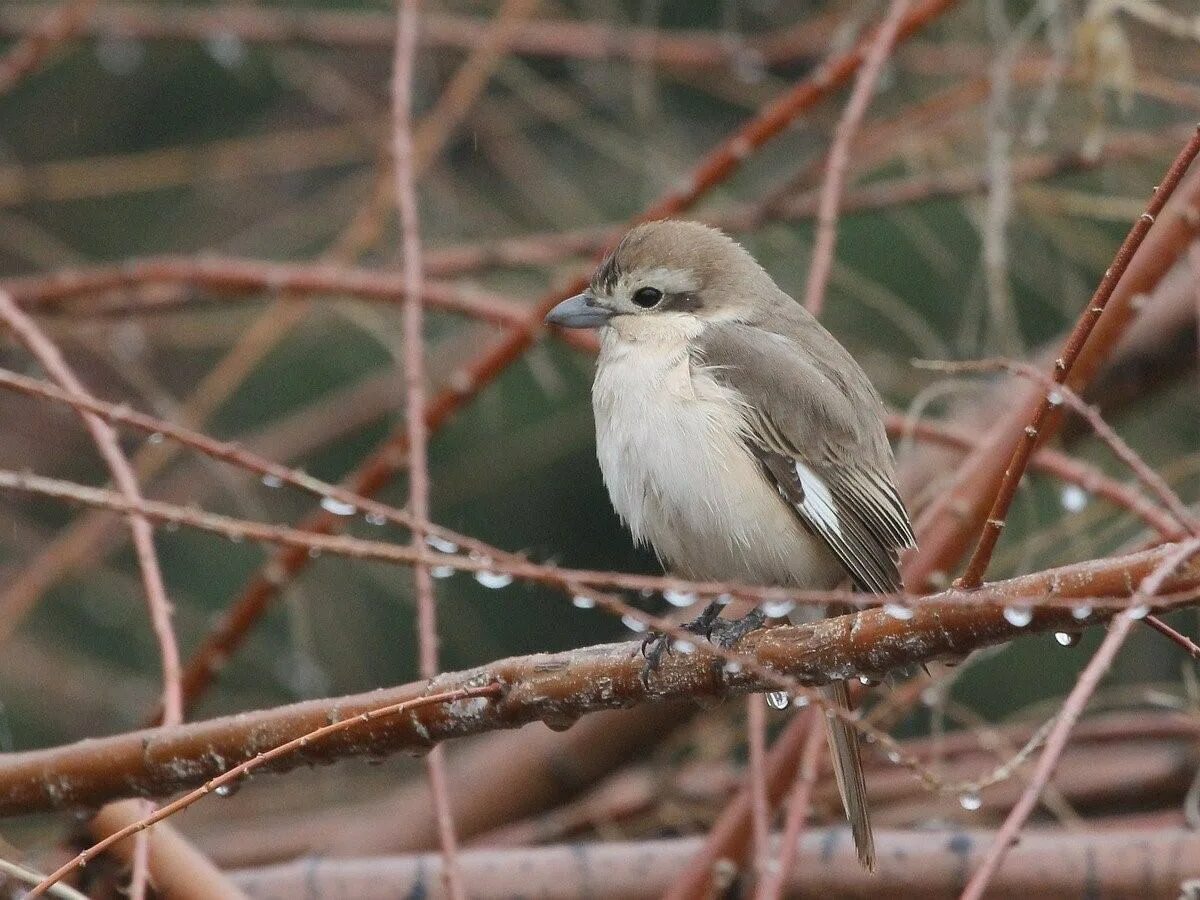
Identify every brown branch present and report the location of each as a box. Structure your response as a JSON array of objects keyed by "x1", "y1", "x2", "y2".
[
  {"x1": 391, "y1": 0, "x2": 464, "y2": 895},
  {"x1": 911, "y1": 126, "x2": 1200, "y2": 590},
  {"x1": 169, "y1": 0, "x2": 964, "y2": 721},
  {"x1": 86, "y1": 800, "x2": 248, "y2": 900},
  {"x1": 960, "y1": 537, "x2": 1200, "y2": 899},
  {"x1": 0, "y1": 298, "x2": 182, "y2": 725},
  {"x1": 1, "y1": 541, "x2": 1196, "y2": 818},
  {"x1": 915, "y1": 358, "x2": 1200, "y2": 536},
  {"x1": 0, "y1": 256, "x2": 528, "y2": 327},
  {"x1": 0, "y1": 4, "x2": 831, "y2": 68},
  {"x1": 753, "y1": 709, "x2": 825, "y2": 900},
  {"x1": 0, "y1": 0, "x2": 94, "y2": 96},
  {"x1": 803, "y1": 0, "x2": 912, "y2": 316},
  {"x1": 25, "y1": 685, "x2": 501, "y2": 897},
  {"x1": 219, "y1": 828, "x2": 1200, "y2": 897},
  {"x1": 954, "y1": 126, "x2": 1200, "y2": 589}
]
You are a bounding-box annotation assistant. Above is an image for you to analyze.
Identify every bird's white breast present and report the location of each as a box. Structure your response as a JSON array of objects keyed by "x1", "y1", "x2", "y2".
[{"x1": 592, "y1": 319, "x2": 842, "y2": 587}]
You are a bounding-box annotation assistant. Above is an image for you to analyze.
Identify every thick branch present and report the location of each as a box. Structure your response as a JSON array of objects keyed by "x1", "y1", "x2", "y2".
[{"x1": 0, "y1": 543, "x2": 1196, "y2": 818}]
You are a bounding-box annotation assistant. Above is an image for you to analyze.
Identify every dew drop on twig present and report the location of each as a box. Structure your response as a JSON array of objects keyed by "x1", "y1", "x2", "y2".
[
  {"x1": 621, "y1": 614, "x2": 648, "y2": 633},
  {"x1": 762, "y1": 598, "x2": 795, "y2": 618},
  {"x1": 474, "y1": 570, "x2": 513, "y2": 589},
  {"x1": 320, "y1": 497, "x2": 356, "y2": 517},
  {"x1": 260, "y1": 473, "x2": 283, "y2": 489},
  {"x1": 884, "y1": 603, "x2": 914, "y2": 621},
  {"x1": 1003, "y1": 605, "x2": 1034, "y2": 627},
  {"x1": 958, "y1": 791, "x2": 982, "y2": 811},
  {"x1": 572, "y1": 595, "x2": 596, "y2": 609},
  {"x1": 664, "y1": 589, "x2": 696, "y2": 608},
  {"x1": 765, "y1": 691, "x2": 790, "y2": 710}
]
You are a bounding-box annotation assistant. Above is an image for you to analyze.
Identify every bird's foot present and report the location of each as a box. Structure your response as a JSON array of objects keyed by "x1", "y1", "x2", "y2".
[{"x1": 638, "y1": 603, "x2": 766, "y2": 685}]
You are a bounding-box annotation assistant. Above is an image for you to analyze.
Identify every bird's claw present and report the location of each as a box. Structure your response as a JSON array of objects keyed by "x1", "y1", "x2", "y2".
[{"x1": 638, "y1": 603, "x2": 767, "y2": 685}]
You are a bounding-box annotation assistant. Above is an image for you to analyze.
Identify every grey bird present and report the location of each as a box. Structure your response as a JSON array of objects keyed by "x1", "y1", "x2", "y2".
[{"x1": 545, "y1": 219, "x2": 917, "y2": 871}]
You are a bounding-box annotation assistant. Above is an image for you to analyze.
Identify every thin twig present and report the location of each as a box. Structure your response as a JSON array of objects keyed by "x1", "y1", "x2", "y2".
[
  {"x1": 0, "y1": 0, "x2": 95, "y2": 96},
  {"x1": 23, "y1": 685, "x2": 502, "y2": 898},
  {"x1": 747, "y1": 696, "x2": 770, "y2": 885},
  {"x1": 914, "y1": 358, "x2": 1200, "y2": 536},
  {"x1": 391, "y1": 1, "x2": 464, "y2": 895},
  {"x1": 753, "y1": 708, "x2": 825, "y2": 900},
  {"x1": 959, "y1": 537, "x2": 1200, "y2": 899},
  {"x1": 954, "y1": 125, "x2": 1200, "y2": 590},
  {"x1": 0, "y1": 290, "x2": 182, "y2": 898},
  {"x1": 803, "y1": 0, "x2": 912, "y2": 316}
]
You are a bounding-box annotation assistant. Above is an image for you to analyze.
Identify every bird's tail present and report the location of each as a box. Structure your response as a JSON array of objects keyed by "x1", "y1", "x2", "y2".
[{"x1": 821, "y1": 679, "x2": 875, "y2": 871}]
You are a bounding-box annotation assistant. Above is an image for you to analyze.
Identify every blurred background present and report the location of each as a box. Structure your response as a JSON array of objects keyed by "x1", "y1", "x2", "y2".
[{"x1": 1, "y1": 0, "x2": 1199, "y2": 893}]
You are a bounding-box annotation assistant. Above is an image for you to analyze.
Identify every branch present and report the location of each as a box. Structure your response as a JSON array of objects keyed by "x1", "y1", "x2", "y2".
[
  {"x1": 1, "y1": 542, "x2": 1196, "y2": 818},
  {"x1": 220, "y1": 828, "x2": 1200, "y2": 897}
]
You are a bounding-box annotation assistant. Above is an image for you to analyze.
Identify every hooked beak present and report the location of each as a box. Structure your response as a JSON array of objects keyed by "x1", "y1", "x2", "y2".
[{"x1": 544, "y1": 292, "x2": 612, "y2": 329}]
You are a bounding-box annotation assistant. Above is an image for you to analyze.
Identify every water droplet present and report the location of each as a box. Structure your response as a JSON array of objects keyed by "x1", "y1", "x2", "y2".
[
  {"x1": 572, "y1": 595, "x2": 596, "y2": 609},
  {"x1": 474, "y1": 570, "x2": 513, "y2": 589},
  {"x1": 722, "y1": 660, "x2": 743, "y2": 674},
  {"x1": 214, "y1": 781, "x2": 240, "y2": 798},
  {"x1": 1072, "y1": 603, "x2": 1093, "y2": 620},
  {"x1": 664, "y1": 589, "x2": 696, "y2": 608},
  {"x1": 430, "y1": 565, "x2": 455, "y2": 579},
  {"x1": 1047, "y1": 390, "x2": 1064, "y2": 407},
  {"x1": 228, "y1": 532, "x2": 243, "y2": 544},
  {"x1": 887, "y1": 750, "x2": 902, "y2": 764},
  {"x1": 1060, "y1": 485, "x2": 1088, "y2": 512},
  {"x1": 884, "y1": 603, "x2": 914, "y2": 620},
  {"x1": 1128, "y1": 603, "x2": 1150, "y2": 620},
  {"x1": 859, "y1": 675, "x2": 880, "y2": 686},
  {"x1": 765, "y1": 691, "x2": 790, "y2": 710},
  {"x1": 307, "y1": 547, "x2": 321, "y2": 559},
  {"x1": 1003, "y1": 605, "x2": 1034, "y2": 627},
  {"x1": 673, "y1": 639, "x2": 696, "y2": 654},
  {"x1": 1054, "y1": 631, "x2": 1079, "y2": 647},
  {"x1": 621, "y1": 614, "x2": 648, "y2": 633},
  {"x1": 716, "y1": 593, "x2": 734, "y2": 606},
  {"x1": 762, "y1": 598, "x2": 796, "y2": 618},
  {"x1": 320, "y1": 497, "x2": 356, "y2": 517},
  {"x1": 148, "y1": 432, "x2": 165, "y2": 445},
  {"x1": 958, "y1": 791, "x2": 982, "y2": 811},
  {"x1": 260, "y1": 473, "x2": 283, "y2": 489},
  {"x1": 791, "y1": 694, "x2": 809, "y2": 709},
  {"x1": 364, "y1": 512, "x2": 387, "y2": 526},
  {"x1": 206, "y1": 32, "x2": 247, "y2": 68},
  {"x1": 426, "y1": 534, "x2": 459, "y2": 554}
]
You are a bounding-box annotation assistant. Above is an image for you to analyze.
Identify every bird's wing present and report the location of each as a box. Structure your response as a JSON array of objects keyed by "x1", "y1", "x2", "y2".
[{"x1": 693, "y1": 319, "x2": 915, "y2": 594}]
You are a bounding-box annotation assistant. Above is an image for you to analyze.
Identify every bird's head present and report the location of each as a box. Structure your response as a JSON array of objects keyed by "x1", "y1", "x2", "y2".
[{"x1": 544, "y1": 220, "x2": 775, "y2": 334}]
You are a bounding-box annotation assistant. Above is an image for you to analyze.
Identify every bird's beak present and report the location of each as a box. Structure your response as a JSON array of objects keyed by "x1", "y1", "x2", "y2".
[{"x1": 544, "y1": 292, "x2": 612, "y2": 329}]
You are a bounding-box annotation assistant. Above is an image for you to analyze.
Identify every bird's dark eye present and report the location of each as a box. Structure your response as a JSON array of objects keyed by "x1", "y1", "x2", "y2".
[{"x1": 632, "y1": 287, "x2": 663, "y2": 309}]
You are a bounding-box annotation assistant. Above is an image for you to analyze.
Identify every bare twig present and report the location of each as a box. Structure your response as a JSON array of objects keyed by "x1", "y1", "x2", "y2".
[
  {"x1": 0, "y1": 0, "x2": 95, "y2": 96},
  {"x1": 803, "y1": 0, "x2": 912, "y2": 316},
  {"x1": 959, "y1": 538, "x2": 1200, "y2": 899},
  {"x1": 391, "y1": 1, "x2": 464, "y2": 895},
  {"x1": 24, "y1": 685, "x2": 502, "y2": 898},
  {"x1": 954, "y1": 125, "x2": 1200, "y2": 589},
  {"x1": 753, "y1": 708, "x2": 825, "y2": 900}
]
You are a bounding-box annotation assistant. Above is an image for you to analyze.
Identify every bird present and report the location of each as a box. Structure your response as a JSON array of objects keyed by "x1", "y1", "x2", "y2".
[{"x1": 544, "y1": 219, "x2": 916, "y2": 871}]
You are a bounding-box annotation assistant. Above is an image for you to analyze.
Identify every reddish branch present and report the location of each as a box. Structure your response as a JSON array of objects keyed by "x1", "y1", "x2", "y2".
[
  {"x1": 222, "y1": 828, "x2": 1200, "y2": 897},
  {"x1": 0, "y1": 0, "x2": 95, "y2": 95},
  {"x1": 911, "y1": 128, "x2": 1200, "y2": 590},
  {"x1": 0, "y1": 4, "x2": 832, "y2": 68},
  {"x1": 0, "y1": 303, "x2": 181, "y2": 727},
  {"x1": 1, "y1": 541, "x2": 1197, "y2": 818},
  {"x1": 960, "y1": 537, "x2": 1200, "y2": 899},
  {"x1": 25, "y1": 685, "x2": 501, "y2": 898},
  {"x1": 390, "y1": 1, "x2": 464, "y2": 895},
  {"x1": 802, "y1": 0, "x2": 912, "y2": 316},
  {"x1": 0, "y1": 255, "x2": 529, "y2": 327},
  {"x1": 162, "y1": 0, "x2": 964, "y2": 720}
]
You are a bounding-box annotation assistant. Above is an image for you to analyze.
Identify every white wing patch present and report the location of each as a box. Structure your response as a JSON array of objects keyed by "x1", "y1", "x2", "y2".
[{"x1": 795, "y1": 461, "x2": 841, "y2": 538}]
